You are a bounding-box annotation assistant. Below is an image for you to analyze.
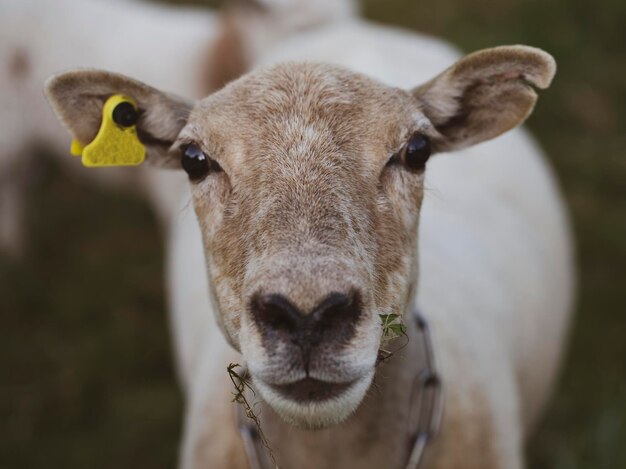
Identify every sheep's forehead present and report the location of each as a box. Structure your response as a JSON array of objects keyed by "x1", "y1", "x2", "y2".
[{"x1": 188, "y1": 63, "x2": 416, "y2": 176}]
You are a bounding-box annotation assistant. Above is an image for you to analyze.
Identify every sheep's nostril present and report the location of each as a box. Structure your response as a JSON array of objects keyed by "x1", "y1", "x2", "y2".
[
  {"x1": 310, "y1": 291, "x2": 362, "y2": 344},
  {"x1": 250, "y1": 293, "x2": 301, "y2": 335}
]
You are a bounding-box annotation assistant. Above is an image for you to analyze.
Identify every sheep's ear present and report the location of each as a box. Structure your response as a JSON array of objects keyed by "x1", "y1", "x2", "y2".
[
  {"x1": 413, "y1": 45, "x2": 556, "y2": 152},
  {"x1": 45, "y1": 69, "x2": 193, "y2": 168}
]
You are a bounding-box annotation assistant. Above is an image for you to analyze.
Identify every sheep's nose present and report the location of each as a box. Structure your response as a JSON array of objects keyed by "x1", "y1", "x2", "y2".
[{"x1": 250, "y1": 291, "x2": 362, "y2": 372}]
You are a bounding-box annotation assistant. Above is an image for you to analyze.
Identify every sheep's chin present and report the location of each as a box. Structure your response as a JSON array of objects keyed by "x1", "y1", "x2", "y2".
[{"x1": 253, "y1": 371, "x2": 375, "y2": 430}]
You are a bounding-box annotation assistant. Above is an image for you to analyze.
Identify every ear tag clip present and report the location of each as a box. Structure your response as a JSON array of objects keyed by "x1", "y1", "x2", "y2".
[{"x1": 71, "y1": 94, "x2": 146, "y2": 167}]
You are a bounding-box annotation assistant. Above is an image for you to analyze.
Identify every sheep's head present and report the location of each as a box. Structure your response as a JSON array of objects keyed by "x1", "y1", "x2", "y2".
[{"x1": 45, "y1": 45, "x2": 555, "y2": 429}]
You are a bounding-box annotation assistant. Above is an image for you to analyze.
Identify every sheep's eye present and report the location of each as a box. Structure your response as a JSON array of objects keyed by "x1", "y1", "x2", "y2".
[
  {"x1": 403, "y1": 133, "x2": 431, "y2": 171},
  {"x1": 181, "y1": 143, "x2": 221, "y2": 181}
]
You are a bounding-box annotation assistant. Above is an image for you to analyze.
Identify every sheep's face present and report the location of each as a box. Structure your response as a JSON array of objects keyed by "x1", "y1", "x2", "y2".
[
  {"x1": 46, "y1": 46, "x2": 555, "y2": 430},
  {"x1": 178, "y1": 64, "x2": 431, "y2": 428}
]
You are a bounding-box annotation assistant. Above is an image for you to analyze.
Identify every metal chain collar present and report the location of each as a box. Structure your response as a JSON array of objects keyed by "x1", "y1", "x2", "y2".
[{"x1": 236, "y1": 309, "x2": 444, "y2": 469}]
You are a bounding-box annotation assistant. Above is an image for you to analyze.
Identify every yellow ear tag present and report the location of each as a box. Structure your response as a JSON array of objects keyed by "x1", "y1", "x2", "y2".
[{"x1": 72, "y1": 94, "x2": 146, "y2": 167}]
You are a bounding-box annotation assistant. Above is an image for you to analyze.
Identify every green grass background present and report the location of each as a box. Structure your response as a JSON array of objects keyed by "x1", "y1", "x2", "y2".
[{"x1": 1, "y1": 0, "x2": 624, "y2": 467}]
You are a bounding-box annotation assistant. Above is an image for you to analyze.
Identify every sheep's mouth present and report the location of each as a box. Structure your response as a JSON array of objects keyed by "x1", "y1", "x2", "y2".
[{"x1": 269, "y1": 378, "x2": 355, "y2": 402}]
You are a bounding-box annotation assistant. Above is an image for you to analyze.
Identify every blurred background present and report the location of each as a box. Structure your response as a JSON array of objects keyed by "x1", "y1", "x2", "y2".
[{"x1": 1, "y1": 0, "x2": 624, "y2": 468}]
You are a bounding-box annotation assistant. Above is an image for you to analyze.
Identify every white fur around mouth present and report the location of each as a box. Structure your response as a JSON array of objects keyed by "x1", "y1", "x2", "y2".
[{"x1": 253, "y1": 370, "x2": 375, "y2": 429}]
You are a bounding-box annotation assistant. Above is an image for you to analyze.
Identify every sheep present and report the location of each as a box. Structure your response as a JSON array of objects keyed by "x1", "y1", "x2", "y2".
[{"x1": 42, "y1": 4, "x2": 573, "y2": 469}]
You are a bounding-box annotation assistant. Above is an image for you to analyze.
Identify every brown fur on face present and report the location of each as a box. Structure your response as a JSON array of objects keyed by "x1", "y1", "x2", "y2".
[{"x1": 178, "y1": 63, "x2": 430, "y2": 351}]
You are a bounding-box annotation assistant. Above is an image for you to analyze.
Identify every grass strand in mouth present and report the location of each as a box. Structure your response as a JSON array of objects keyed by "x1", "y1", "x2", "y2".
[{"x1": 227, "y1": 363, "x2": 279, "y2": 468}]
